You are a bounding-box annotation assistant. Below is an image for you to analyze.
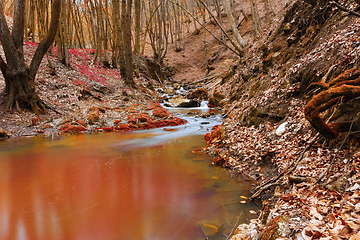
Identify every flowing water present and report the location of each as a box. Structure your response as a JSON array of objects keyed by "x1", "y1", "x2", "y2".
[{"x1": 0, "y1": 103, "x2": 258, "y2": 240}]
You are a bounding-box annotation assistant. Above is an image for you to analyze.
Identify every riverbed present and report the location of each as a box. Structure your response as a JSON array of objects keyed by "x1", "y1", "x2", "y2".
[{"x1": 0, "y1": 104, "x2": 258, "y2": 240}]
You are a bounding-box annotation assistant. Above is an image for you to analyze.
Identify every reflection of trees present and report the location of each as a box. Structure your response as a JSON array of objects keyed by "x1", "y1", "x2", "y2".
[{"x1": 0, "y1": 136, "x2": 236, "y2": 239}]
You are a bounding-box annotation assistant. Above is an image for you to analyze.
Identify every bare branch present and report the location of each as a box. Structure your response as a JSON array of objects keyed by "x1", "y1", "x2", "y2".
[
  {"x1": 331, "y1": 1, "x2": 360, "y2": 18},
  {"x1": 167, "y1": 0, "x2": 242, "y2": 57},
  {"x1": 29, "y1": 0, "x2": 61, "y2": 79}
]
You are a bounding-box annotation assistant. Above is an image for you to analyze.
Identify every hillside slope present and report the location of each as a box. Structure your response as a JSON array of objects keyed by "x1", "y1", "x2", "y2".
[{"x1": 164, "y1": 0, "x2": 360, "y2": 239}]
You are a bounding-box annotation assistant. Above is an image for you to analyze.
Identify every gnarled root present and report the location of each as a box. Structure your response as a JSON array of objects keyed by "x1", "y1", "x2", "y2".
[
  {"x1": 5, "y1": 73, "x2": 46, "y2": 114},
  {"x1": 305, "y1": 84, "x2": 360, "y2": 139}
]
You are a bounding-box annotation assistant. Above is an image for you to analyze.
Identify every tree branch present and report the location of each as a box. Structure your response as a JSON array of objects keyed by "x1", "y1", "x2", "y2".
[
  {"x1": 29, "y1": 0, "x2": 61, "y2": 79},
  {"x1": 0, "y1": 3, "x2": 26, "y2": 72},
  {"x1": 167, "y1": 0, "x2": 242, "y2": 57},
  {"x1": 331, "y1": 1, "x2": 360, "y2": 18}
]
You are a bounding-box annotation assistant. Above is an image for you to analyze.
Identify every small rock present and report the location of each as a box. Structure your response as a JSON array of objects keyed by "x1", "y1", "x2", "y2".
[
  {"x1": 284, "y1": 23, "x2": 291, "y2": 32},
  {"x1": 187, "y1": 88, "x2": 208, "y2": 100},
  {"x1": 173, "y1": 83, "x2": 181, "y2": 90},
  {"x1": 166, "y1": 96, "x2": 201, "y2": 108},
  {"x1": 0, "y1": 130, "x2": 9, "y2": 138},
  {"x1": 275, "y1": 122, "x2": 287, "y2": 136},
  {"x1": 165, "y1": 88, "x2": 175, "y2": 95},
  {"x1": 208, "y1": 92, "x2": 226, "y2": 107},
  {"x1": 230, "y1": 222, "x2": 258, "y2": 240},
  {"x1": 355, "y1": 203, "x2": 360, "y2": 212}
]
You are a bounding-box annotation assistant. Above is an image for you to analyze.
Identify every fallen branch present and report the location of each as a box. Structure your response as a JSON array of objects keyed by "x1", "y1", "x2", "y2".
[
  {"x1": 42, "y1": 100, "x2": 64, "y2": 115},
  {"x1": 225, "y1": 212, "x2": 243, "y2": 240},
  {"x1": 313, "y1": 113, "x2": 357, "y2": 186},
  {"x1": 250, "y1": 180, "x2": 282, "y2": 200},
  {"x1": 251, "y1": 133, "x2": 319, "y2": 199},
  {"x1": 222, "y1": 103, "x2": 238, "y2": 118},
  {"x1": 189, "y1": 73, "x2": 222, "y2": 85},
  {"x1": 331, "y1": 1, "x2": 360, "y2": 18}
]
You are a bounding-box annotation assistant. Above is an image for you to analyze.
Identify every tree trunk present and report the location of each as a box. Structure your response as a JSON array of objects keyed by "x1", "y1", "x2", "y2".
[
  {"x1": 0, "y1": 0, "x2": 61, "y2": 113},
  {"x1": 122, "y1": 0, "x2": 135, "y2": 87},
  {"x1": 222, "y1": 0, "x2": 245, "y2": 48},
  {"x1": 134, "y1": 0, "x2": 141, "y2": 78},
  {"x1": 61, "y1": 0, "x2": 70, "y2": 67},
  {"x1": 250, "y1": 0, "x2": 260, "y2": 37}
]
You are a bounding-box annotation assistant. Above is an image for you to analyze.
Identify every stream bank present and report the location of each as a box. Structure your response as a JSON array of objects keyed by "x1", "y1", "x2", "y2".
[{"x1": 0, "y1": 98, "x2": 260, "y2": 240}]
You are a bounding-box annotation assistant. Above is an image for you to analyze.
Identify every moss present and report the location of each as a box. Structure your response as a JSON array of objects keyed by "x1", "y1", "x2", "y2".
[
  {"x1": 115, "y1": 123, "x2": 130, "y2": 131},
  {"x1": 87, "y1": 107, "x2": 100, "y2": 125},
  {"x1": 153, "y1": 107, "x2": 170, "y2": 118},
  {"x1": 208, "y1": 92, "x2": 226, "y2": 107},
  {"x1": 60, "y1": 123, "x2": 86, "y2": 133},
  {"x1": 261, "y1": 215, "x2": 290, "y2": 240},
  {"x1": 136, "y1": 113, "x2": 152, "y2": 123}
]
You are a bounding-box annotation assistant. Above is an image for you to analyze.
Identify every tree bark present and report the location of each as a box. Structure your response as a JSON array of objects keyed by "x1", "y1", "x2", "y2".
[
  {"x1": 134, "y1": 0, "x2": 141, "y2": 77},
  {"x1": 222, "y1": 0, "x2": 245, "y2": 48},
  {"x1": 60, "y1": 0, "x2": 70, "y2": 67},
  {"x1": 122, "y1": 0, "x2": 135, "y2": 87}
]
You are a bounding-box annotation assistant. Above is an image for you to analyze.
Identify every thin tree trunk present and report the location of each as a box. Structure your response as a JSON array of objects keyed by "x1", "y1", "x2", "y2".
[
  {"x1": 240, "y1": 0, "x2": 248, "y2": 21},
  {"x1": 134, "y1": 0, "x2": 141, "y2": 77},
  {"x1": 273, "y1": 0, "x2": 278, "y2": 15},
  {"x1": 221, "y1": 0, "x2": 245, "y2": 48},
  {"x1": 122, "y1": 0, "x2": 134, "y2": 86},
  {"x1": 61, "y1": 0, "x2": 70, "y2": 67},
  {"x1": 250, "y1": 0, "x2": 259, "y2": 36}
]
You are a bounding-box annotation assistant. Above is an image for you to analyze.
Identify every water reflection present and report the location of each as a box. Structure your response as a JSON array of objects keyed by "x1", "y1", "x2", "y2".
[{"x1": 0, "y1": 117, "x2": 258, "y2": 240}]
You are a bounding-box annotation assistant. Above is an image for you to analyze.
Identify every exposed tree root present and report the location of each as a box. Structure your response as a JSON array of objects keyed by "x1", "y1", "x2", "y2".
[
  {"x1": 5, "y1": 73, "x2": 47, "y2": 114},
  {"x1": 304, "y1": 67, "x2": 360, "y2": 139}
]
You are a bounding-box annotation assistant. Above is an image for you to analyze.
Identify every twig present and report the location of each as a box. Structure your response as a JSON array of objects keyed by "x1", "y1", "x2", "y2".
[
  {"x1": 313, "y1": 114, "x2": 357, "y2": 186},
  {"x1": 42, "y1": 100, "x2": 64, "y2": 115},
  {"x1": 250, "y1": 180, "x2": 282, "y2": 199},
  {"x1": 199, "y1": 223, "x2": 209, "y2": 240},
  {"x1": 251, "y1": 133, "x2": 319, "y2": 199},
  {"x1": 226, "y1": 212, "x2": 243, "y2": 240},
  {"x1": 189, "y1": 73, "x2": 221, "y2": 85},
  {"x1": 331, "y1": 1, "x2": 360, "y2": 18},
  {"x1": 322, "y1": 64, "x2": 337, "y2": 83},
  {"x1": 222, "y1": 103, "x2": 238, "y2": 118}
]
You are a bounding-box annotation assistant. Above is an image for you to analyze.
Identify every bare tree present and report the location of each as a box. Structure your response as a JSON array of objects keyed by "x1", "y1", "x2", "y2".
[
  {"x1": 134, "y1": 0, "x2": 141, "y2": 77},
  {"x1": 0, "y1": 0, "x2": 61, "y2": 113}
]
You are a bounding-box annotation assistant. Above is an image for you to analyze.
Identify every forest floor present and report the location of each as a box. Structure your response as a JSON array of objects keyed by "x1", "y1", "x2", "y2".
[
  {"x1": 165, "y1": 0, "x2": 360, "y2": 239},
  {"x1": 1, "y1": 0, "x2": 360, "y2": 239},
  {"x1": 0, "y1": 43, "x2": 188, "y2": 139}
]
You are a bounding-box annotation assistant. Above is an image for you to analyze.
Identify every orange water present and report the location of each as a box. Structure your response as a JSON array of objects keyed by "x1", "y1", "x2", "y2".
[{"x1": 0, "y1": 131, "x2": 257, "y2": 240}]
